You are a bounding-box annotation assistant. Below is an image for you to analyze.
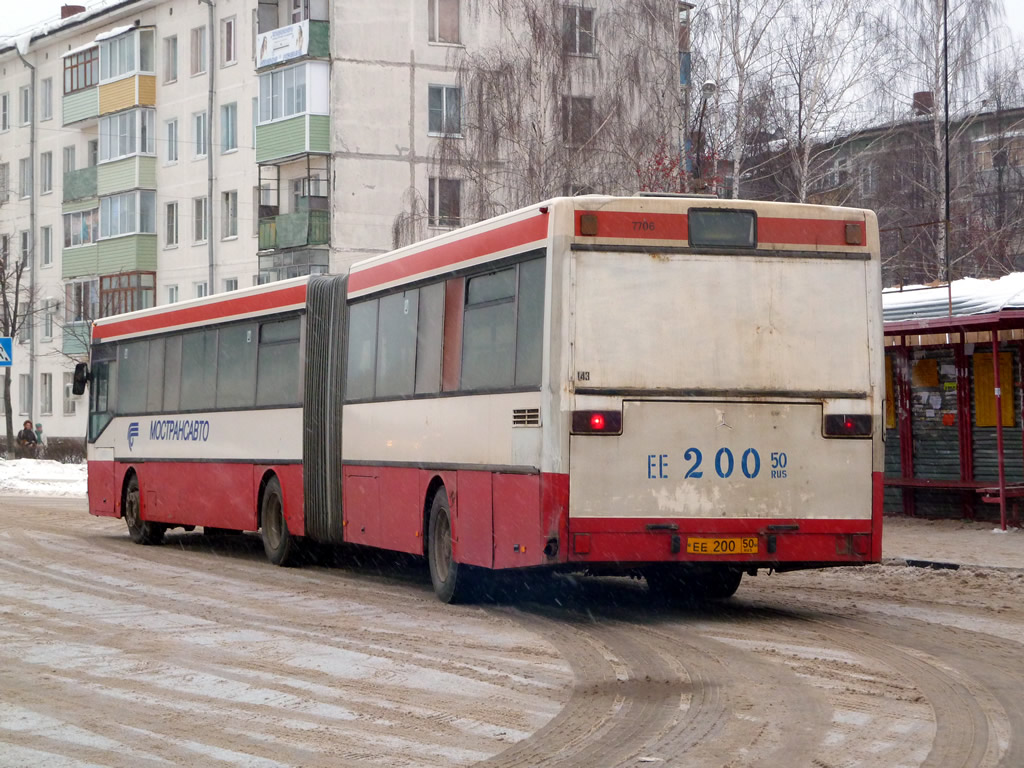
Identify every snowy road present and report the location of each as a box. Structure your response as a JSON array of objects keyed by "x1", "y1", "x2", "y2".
[{"x1": 2, "y1": 497, "x2": 1023, "y2": 767}]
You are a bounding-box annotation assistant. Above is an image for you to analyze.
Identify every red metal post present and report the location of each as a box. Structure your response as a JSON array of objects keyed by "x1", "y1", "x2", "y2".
[
  {"x1": 896, "y1": 342, "x2": 915, "y2": 517},
  {"x1": 991, "y1": 331, "x2": 1008, "y2": 531},
  {"x1": 955, "y1": 339, "x2": 975, "y2": 518}
]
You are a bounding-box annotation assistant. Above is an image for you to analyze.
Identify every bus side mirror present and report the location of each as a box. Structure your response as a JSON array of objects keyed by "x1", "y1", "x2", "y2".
[{"x1": 72, "y1": 362, "x2": 90, "y2": 395}]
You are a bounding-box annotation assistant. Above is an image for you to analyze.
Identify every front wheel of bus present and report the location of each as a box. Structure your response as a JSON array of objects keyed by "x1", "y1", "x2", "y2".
[
  {"x1": 427, "y1": 490, "x2": 474, "y2": 604},
  {"x1": 261, "y1": 476, "x2": 297, "y2": 567},
  {"x1": 124, "y1": 475, "x2": 165, "y2": 546}
]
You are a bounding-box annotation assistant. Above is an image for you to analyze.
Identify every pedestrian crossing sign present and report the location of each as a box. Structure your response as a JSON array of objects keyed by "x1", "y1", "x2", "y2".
[{"x1": 0, "y1": 337, "x2": 12, "y2": 367}]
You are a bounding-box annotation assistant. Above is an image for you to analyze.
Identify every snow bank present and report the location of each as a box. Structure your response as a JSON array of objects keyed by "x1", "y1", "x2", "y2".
[{"x1": 0, "y1": 460, "x2": 87, "y2": 497}]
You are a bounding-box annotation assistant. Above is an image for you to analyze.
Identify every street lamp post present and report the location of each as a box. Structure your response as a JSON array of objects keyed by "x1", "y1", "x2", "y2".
[{"x1": 694, "y1": 80, "x2": 716, "y2": 190}]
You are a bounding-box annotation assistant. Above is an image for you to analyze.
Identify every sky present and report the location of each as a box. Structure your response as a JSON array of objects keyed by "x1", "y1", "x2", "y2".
[{"x1": 5, "y1": 0, "x2": 1024, "y2": 41}]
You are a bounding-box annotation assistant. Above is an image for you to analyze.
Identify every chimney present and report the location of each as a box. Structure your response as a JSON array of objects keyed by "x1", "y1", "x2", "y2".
[
  {"x1": 913, "y1": 91, "x2": 934, "y2": 116},
  {"x1": 61, "y1": 5, "x2": 86, "y2": 18}
]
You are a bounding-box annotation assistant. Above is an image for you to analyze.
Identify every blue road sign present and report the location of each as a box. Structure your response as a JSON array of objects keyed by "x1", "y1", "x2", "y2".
[{"x1": 0, "y1": 337, "x2": 11, "y2": 367}]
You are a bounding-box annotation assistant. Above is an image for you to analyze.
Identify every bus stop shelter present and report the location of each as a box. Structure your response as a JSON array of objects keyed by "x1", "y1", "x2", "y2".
[{"x1": 883, "y1": 274, "x2": 1024, "y2": 530}]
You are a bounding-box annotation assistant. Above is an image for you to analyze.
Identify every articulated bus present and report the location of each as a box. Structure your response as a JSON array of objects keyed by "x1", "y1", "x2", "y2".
[{"x1": 77, "y1": 195, "x2": 884, "y2": 602}]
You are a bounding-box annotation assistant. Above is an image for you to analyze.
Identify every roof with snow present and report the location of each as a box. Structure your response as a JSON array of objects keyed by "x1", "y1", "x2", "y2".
[
  {"x1": 883, "y1": 273, "x2": 1024, "y2": 332},
  {"x1": 0, "y1": 0, "x2": 144, "y2": 57}
]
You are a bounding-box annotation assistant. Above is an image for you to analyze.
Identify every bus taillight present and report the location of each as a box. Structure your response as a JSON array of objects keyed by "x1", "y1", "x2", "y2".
[
  {"x1": 571, "y1": 410, "x2": 623, "y2": 435},
  {"x1": 823, "y1": 414, "x2": 872, "y2": 437}
]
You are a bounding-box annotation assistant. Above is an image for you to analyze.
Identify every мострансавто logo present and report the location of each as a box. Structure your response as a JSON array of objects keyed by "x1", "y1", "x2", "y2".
[{"x1": 127, "y1": 422, "x2": 140, "y2": 450}]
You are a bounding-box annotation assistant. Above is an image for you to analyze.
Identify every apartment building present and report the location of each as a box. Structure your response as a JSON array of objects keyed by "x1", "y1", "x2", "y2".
[{"x1": 0, "y1": 0, "x2": 678, "y2": 440}]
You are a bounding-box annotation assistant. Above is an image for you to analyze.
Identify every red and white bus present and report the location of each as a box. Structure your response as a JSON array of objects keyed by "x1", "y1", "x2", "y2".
[{"x1": 77, "y1": 195, "x2": 884, "y2": 602}]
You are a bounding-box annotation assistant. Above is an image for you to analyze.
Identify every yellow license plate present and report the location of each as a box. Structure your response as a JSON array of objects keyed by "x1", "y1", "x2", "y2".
[{"x1": 687, "y1": 537, "x2": 759, "y2": 555}]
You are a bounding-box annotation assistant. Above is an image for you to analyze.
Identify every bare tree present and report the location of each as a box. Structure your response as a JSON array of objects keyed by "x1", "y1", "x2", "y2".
[{"x1": 0, "y1": 243, "x2": 40, "y2": 455}]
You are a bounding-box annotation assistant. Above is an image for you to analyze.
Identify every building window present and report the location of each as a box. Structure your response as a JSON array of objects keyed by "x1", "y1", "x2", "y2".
[
  {"x1": 63, "y1": 372, "x2": 76, "y2": 416},
  {"x1": 167, "y1": 284, "x2": 179, "y2": 304},
  {"x1": 562, "y1": 7, "x2": 595, "y2": 55},
  {"x1": 166, "y1": 201, "x2": 178, "y2": 246},
  {"x1": 193, "y1": 112, "x2": 208, "y2": 157},
  {"x1": 19, "y1": 231, "x2": 31, "y2": 266},
  {"x1": 99, "y1": 109, "x2": 156, "y2": 162},
  {"x1": 19, "y1": 374, "x2": 31, "y2": 416},
  {"x1": 164, "y1": 35, "x2": 178, "y2": 82},
  {"x1": 428, "y1": 177, "x2": 460, "y2": 228},
  {"x1": 20, "y1": 85, "x2": 31, "y2": 125},
  {"x1": 63, "y1": 145, "x2": 76, "y2": 174},
  {"x1": 40, "y1": 374, "x2": 53, "y2": 416},
  {"x1": 88, "y1": 140, "x2": 98, "y2": 167},
  {"x1": 221, "y1": 17, "x2": 237, "y2": 66},
  {"x1": 224, "y1": 277, "x2": 238, "y2": 292},
  {"x1": 19, "y1": 158, "x2": 31, "y2": 198},
  {"x1": 99, "y1": 32, "x2": 151, "y2": 81},
  {"x1": 191, "y1": 26, "x2": 207, "y2": 76},
  {"x1": 257, "y1": 64, "x2": 306, "y2": 123},
  {"x1": 561, "y1": 96, "x2": 594, "y2": 147},
  {"x1": 65, "y1": 278, "x2": 99, "y2": 324},
  {"x1": 428, "y1": 85, "x2": 461, "y2": 136},
  {"x1": 18, "y1": 305, "x2": 32, "y2": 343},
  {"x1": 166, "y1": 118, "x2": 178, "y2": 162},
  {"x1": 41, "y1": 226, "x2": 52, "y2": 267},
  {"x1": 428, "y1": 0, "x2": 460, "y2": 43},
  {"x1": 0, "y1": 93, "x2": 8, "y2": 130},
  {"x1": 221, "y1": 102, "x2": 237, "y2": 151},
  {"x1": 193, "y1": 197, "x2": 208, "y2": 243},
  {"x1": 100, "y1": 272, "x2": 155, "y2": 317},
  {"x1": 40, "y1": 152, "x2": 52, "y2": 194},
  {"x1": 63, "y1": 209, "x2": 98, "y2": 248},
  {"x1": 0, "y1": 163, "x2": 8, "y2": 201},
  {"x1": 43, "y1": 300, "x2": 56, "y2": 340},
  {"x1": 222, "y1": 190, "x2": 238, "y2": 238},
  {"x1": 41, "y1": 78, "x2": 53, "y2": 121},
  {"x1": 63, "y1": 48, "x2": 99, "y2": 94},
  {"x1": 99, "y1": 190, "x2": 157, "y2": 238},
  {"x1": 195, "y1": 282, "x2": 209, "y2": 298},
  {"x1": 291, "y1": 0, "x2": 309, "y2": 23}
]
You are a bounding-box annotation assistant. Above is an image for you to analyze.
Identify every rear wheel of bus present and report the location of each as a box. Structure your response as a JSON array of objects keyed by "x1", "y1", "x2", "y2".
[
  {"x1": 261, "y1": 476, "x2": 298, "y2": 567},
  {"x1": 427, "y1": 489, "x2": 475, "y2": 604},
  {"x1": 645, "y1": 566, "x2": 743, "y2": 601},
  {"x1": 124, "y1": 474, "x2": 165, "y2": 546}
]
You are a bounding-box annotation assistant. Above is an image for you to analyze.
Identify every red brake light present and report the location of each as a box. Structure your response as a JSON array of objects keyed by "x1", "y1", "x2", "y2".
[
  {"x1": 824, "y1": 414, "x2": 872, "y2": 437},
  {"x1": 571, "y1": 410, "x2": 623, "y2": 435}
]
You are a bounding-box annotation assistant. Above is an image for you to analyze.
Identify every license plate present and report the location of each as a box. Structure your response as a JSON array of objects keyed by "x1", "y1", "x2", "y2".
[{"x1": 686, "y1": 536, "x2": 759, "y2": 555}]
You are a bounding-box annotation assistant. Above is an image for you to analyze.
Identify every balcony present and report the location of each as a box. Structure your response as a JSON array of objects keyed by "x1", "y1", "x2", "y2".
[
  {"x1": 258, "y1": 247, "x2": 330, "y2": 284},
  {"x1": 256, "y1": 19, "x2": 329, "y2": 70},
  {"x1": 63, "y1": 167, "x2": 98, "y2": 202},
  {"x1": 258, "y1": 209, "x2": 330, "y2": 250}
]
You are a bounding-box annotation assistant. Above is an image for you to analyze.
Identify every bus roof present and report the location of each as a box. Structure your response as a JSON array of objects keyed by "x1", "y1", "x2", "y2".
[{"x1": 91, "y1": 275, "x2": 312, "y2": 343}]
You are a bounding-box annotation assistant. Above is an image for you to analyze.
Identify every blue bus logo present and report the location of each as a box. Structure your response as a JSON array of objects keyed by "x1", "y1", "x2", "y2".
[{"x1": 127, "y1": 422, "x2": 140, "y2": 450}]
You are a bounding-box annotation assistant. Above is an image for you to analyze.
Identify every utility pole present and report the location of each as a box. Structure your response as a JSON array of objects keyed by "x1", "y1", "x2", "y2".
[
  {"x1": 15, "y1": 39, "x2": 36, "y2": 429},
  {"x1": 199, "y1": 0, "x2": 216, "y2": 293}
]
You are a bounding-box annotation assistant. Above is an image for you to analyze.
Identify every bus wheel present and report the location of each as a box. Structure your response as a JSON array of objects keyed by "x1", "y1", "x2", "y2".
[
  {"x1": 261, "y1": 476, "x2": 297, "y2": 567},
  {"x1": 701, "y1": 568, "x2": 743, "y2": 599},
  {"x1": 645, "y1": 566, "x2": 742, "y2": 601},
  {"x1": 124, "y1": 475, "x2": 165, "y2": 546},
  {"x1": 427, "y1": 490, "x2": 474, "y2": 604}
]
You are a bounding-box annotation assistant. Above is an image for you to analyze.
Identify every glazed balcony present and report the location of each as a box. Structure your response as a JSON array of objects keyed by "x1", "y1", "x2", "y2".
[
  {"x1": 258, "y1": 209, "x2": 330, "y2": 251},
  {"x1": 63, "y1": 166, "x2": 98, "y2": 202}
]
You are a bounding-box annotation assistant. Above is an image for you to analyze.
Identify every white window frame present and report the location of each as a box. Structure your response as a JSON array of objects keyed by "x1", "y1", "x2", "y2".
[
  {"x1": 164, "y1": 35, "x2": 178, "y2": 83},
  {"x1": 191, "y1": 26, "x2": 207, "y2": 76},
  {"x1": 40, "y1": 373, "x2": 53, "y2": 416},
  {"x1": 193, "y1": 111, "x2": 208, "y2": 158},
  {"x1": 563, "y1": 6, "x2": 596, "y2": 56},
  {"x1": 63, "y1": 372, "x2": 77, "y2": 416},
  {"x1": 194, "y1": 281, "x2": 209, "y2": 298},
  {"x1": 99, "y1": 190, "x2": 157, "y2": 239},
  {"x1": 167, "y1": 285, "x2": 179, "y2": 304},
  {"x1": 42, "y1": 300, "x2": 55, "y2": 341},
  {"x1": 41, "y1": 78, "x2": 53, "y2": 121},
  {"x1": 19, "y1": 157, "x2": 31, "y2": 199},
  {"x1": 166, "y1": 201, "x2": 178, "y2": 247},
  {"x1": 193, "y1": 196, "x2": 209, "y2": 243},
  {"x1": 19, "y1": 85, "x2": 31, "y2": 126},
  {"x1": 63, "y1": 145, "x2": 76, "y2": 174},
  {"x1": 63, "y1": 209, "x2": 98, "y2": 248},
  {"x1": 99, "y1": 30, "x2": 154, "y2": 83},
  {"x1": 221, "y1": 102, "x2": 237, "y2": 152},
  {"x1": 166, "y1": 118, "x2": 178, "y2": 163},
  {"x1": 65, "y1": 277, "x2": 99, "y2": 324},
  {"x1": 41, "y1": 226, "x2": 52, "y2": 267},
  {"x1": 0, "y1": 93, "x2": 8, "y2": 131},
  {"x1": 222, "y1": 190, "x2": 238, "y2": 239},
  {"x1": 221, "y1": 17, "x2": 237, "y2": 66},
  {"x1": 99, "y1": 109, "x2": 156, "y2": 163},
  {"x1": 223, "y1": 277, "x2": 238, "y2": 292},
  {"x1": 40, "y1": 152, "x2": 52, "y2": 194},
  {"x1": 0, "y1": 163, "x2": 9, "y2": 202},
  {"x1": 428, "y1": 84, "x2": 461, "y2": 136},
  {"x1": 18, "y1": 374, "x2": 31, "y2": 416},
  {"x1": 257, "y1": 63, "x2": 307, "y2": 124},
  {"x1": 428, "y1": 177, "x2": 461, "y2": 228}
]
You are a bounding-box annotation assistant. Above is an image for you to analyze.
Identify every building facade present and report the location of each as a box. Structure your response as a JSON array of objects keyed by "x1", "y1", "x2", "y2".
[{"x1": 0, "y1": 0, "x2": 679, "y2": 440}]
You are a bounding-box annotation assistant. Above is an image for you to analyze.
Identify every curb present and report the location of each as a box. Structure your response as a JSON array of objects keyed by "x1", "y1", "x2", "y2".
[{"x1": 883, "y1": 556, "x2": 1024, "y2": 575}]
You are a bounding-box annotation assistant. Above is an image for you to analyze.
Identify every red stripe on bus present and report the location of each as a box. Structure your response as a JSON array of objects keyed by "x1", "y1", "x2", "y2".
[
  {"x1": 94, "y1": 284, "x2": 309, "y2": 340},
  {"x1": 575, "y1": 211, "x2": 865, "y2": 248},
  {"x1": 348, "y1": 215, "x2": 549, "y2": 293},
  {"x1": 575, "y1": 211, "x2": 689, "y2": 240}
]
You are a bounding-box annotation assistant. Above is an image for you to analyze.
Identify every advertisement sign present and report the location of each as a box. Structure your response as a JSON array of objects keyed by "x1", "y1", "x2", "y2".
[{"x1": 257, "y1": 20, "x2": 310, "y2": 69}]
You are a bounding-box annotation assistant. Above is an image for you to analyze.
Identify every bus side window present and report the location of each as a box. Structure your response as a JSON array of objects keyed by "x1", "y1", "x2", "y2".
[
  {"x1": 117, "y1": 341, "x2": 150, "y2": 414},
  {"x1": 461, "y1": 268, "x2": 516, "y2": 390},
  {"x1": 376, "y1": 291, "x2": 418, "y2": 399},
  {"x1": 163, "y1": 336, "x2": 182, "y2": 412},
  {"x1": 256, "y1": 317, "x2": 301, "y2": 406},
  {"x1": 514, "y1": 257, "x2": 545, "y2": 387},
  {"x1": 146, "y1": 337, "x2": 165, "y2": 413},
  {"x1": 345, "y1": 300, "x2": 378, "y2": 401},
  {"x1": 415, "y1": 282, "x2": 444, "y2": 395},
  {"x1": 216, "y1": 323, "x2": 258, "y2": 408},
  {"x1": 181, "y1": 330, "x2": 217, "y2": 411}
]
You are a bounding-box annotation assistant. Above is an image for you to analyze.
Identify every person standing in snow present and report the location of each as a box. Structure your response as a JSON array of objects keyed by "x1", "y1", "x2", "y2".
[{"x1": 16, "y1": 420, "x2": 38, "y2": 458}]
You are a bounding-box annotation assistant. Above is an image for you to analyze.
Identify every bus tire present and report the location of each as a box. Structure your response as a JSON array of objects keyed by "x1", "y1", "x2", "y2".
[
  {"x1": 645, "y1": 566, "x2": 742, "y2": 601},
  {"x1": 427, "y1": 490, "x2": 474, "y2": 604},
  {"x1": 700, "y1": 568, "x2": 743, "y2": 599},
  {"x1": 261, "y1": 476, "x2": 297, "y2": 567},
  {"x1": 124, "y1": 475, "x2": 165, "y2": 546}
]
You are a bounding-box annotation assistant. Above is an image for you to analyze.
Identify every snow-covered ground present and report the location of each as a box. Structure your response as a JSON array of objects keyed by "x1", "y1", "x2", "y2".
[{"x1": 0, "y1": 459, "x2": 87, "y2": 497}]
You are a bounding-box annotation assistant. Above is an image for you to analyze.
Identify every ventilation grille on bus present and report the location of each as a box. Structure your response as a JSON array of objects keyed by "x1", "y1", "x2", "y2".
[{"x1": 513, "y1": 408, "x2": 541, "y2": 426}]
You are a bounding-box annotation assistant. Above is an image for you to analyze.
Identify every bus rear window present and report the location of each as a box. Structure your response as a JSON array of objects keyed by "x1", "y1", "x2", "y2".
[{"x1": 688, "y1": 209, "x2": 756, "y2": 248}]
